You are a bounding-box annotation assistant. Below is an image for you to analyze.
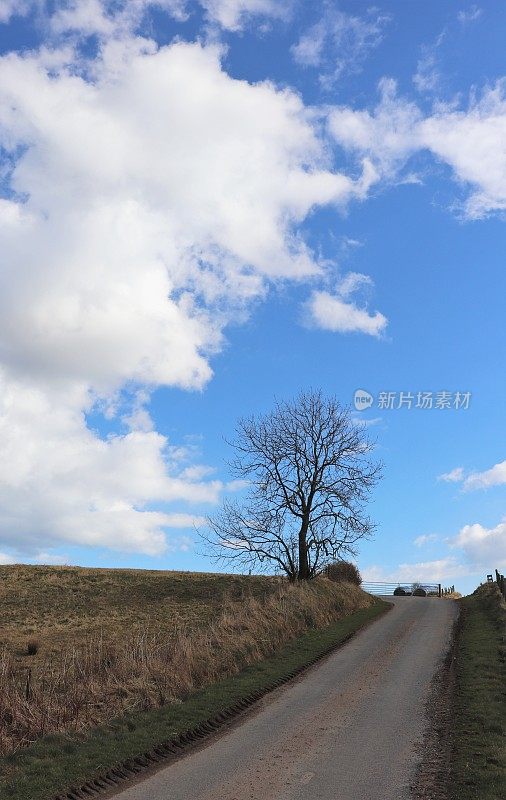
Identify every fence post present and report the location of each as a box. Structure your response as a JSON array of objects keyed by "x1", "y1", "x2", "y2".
[
  {"x1": 438, "y1": 583, "x2": 442, "y2": 598},
  {"x1": 492, "y1": 569, "x2": 506, "y2": 601}
]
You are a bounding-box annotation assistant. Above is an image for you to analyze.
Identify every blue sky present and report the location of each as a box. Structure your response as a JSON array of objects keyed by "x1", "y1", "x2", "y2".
[{"x1": 0, "y1": 1, "x2": 505, "y2": 594}]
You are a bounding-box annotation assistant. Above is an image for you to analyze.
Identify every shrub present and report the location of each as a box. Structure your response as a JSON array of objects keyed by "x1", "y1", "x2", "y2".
[
  {"x1": 473, "y1": 582, "x2": 506, "y2": 628},
  {"x1": 325, "y1": 561, "x2": 362, "y2": 586},
  {"x1": 393, "y1": 587, "x2": 407, "y2": 596},
  {"x1": 412, "y1": 587, "x2": 427, "y2": 597}
]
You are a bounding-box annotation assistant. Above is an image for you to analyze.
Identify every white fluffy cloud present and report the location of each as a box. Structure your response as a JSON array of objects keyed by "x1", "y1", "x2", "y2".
[
  {"x1": 463, "y1": 460, "x2": 506, "y2": 490},
  {"x1": 329, "y1": 79, "x2": 421, "y2": 174},
  {"x1": 50, "y1": 1, "x2": 186, "y2": 37},
  {"x1": 329, "y1": 77, "x2": 506, "y2": 218},
  {"x1": 0, "y1": 39, "x2": 368, "y2": 389},
  {"x1": 305, "y1": 271, "x2": 387, "y2": 337},
  {"x1": 452, "y1": 518, "x2": 506, "y2": 569},
  {"x1": 362, "y1": 557, "x2": 470, "y2": 583},
  {"x1": 291, "y1": 6, "x2": 390, "y2": 88},
  {"x1": 0, "y1": 0, "x2": 288, "y2": 32},
  {"x1": 438, "y1": 466, "x2": 465, "y2": 483},
  {"x1": 199, "y1": 0, "x2": 290, "y2": 30},
  {"x1": 458, "y1": 5, "x2": 482, "y2": 25},
  {"x1": 414, "y1": 533, "x2": 438, "y2": 547},
  {"x1": 438, "y1": 460, "x2": 506, "y2": 490},
  {"x1": 413, "y1": 33, "x2": 445, "y2": 95},
  {"x1": 307, "y1": 292, "x2": 387, "y2": 336},
  {"x1": 0, "y1": 0, "x2": 31, "y2": 23},
  {"x1": 0, "y1": 370, "x2": 222, "y2": 556},
  {"x1": 0, "y1": 36, "x2": 373, "y2": 558}
]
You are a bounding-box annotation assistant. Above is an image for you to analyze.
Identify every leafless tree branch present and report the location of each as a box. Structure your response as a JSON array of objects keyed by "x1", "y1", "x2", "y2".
[{"x1": 203, "y1": 390, "x2": 382, "y2": 580}]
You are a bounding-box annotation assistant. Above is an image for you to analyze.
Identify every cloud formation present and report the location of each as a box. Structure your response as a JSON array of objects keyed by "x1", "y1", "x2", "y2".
[
  {"x1": 414, "y1": 533, "x2": 438, "y2": 547},
  {"x1": 291, "y1": 5, "x2": 390, "y2": 88},
  {"x1": 329, "y1": 77, "x2": 506, "y2": 218},
  {"x1": 457, "y1": 5, "x2": 482, "y2": 25},
  {"x1": 463, "y1": 460, "x2": 506, "y2": 491},
  {"x1": 0, "y1": 35, "x2": 373, "y2": 558},
  {"x1": 438, "y1": 460, "x2": 506, "y2": 490},
  {"x1": 0, "y1": 0, "x2": 31, "y2": 23},
  {"x1": 305, "y1": 271, "x2": 387, "y2": 337},
  {"x1": 199, "y1": 0, "x2": 290, "y2": 30},
  {"x1": 452, "y1": 518, "x2": 506, "y2": 569},
  {"x1": 0, "y1": 0, "x2": 289, "y2": 32},
  {"x1": 412, "y1": 32, "x2": 445, "y2": 95},
  {"x1": 438, "y1": 467, "x2": 465, "y2": 483},
  {"x1": 0, "y1": 39, "x2": 371, "y2": 388},
  {"x1": 0, "y1": 371, "x2": 225, "y2": 556},
  {"x1": 362, "y1": 556, "x2": 470, "y2": 583}
]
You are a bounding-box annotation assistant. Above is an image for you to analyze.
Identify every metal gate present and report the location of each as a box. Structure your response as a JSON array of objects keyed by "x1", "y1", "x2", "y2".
[{"x1": 362, "y1": 581, "x2": 442, "y2": 597}]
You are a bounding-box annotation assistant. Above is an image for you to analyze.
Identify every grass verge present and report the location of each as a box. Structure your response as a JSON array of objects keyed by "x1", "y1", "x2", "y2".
[
  {"x1": 451, "y1": 583, "x2": 506, "y2": 800},
  {"x1": 0, "y1": 599, "x2": 388, "y2": 800}
]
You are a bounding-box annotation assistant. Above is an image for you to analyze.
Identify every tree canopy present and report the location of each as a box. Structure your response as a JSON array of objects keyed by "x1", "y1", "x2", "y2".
[{"x1": 205, "y1": 390, "x2": 382, "y2": 580}]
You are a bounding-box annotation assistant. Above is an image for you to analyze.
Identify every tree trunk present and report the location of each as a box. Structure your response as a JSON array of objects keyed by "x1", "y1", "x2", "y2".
[{"x1": 297, "y1": 517, "x2": 310, "y2": 580}]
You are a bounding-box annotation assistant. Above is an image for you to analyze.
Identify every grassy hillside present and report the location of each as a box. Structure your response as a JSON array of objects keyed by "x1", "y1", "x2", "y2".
[
  {"x1": 0, "y1": 565, "x2": 375, "y2": 758},
  {"x1": 0, "y1": 600, "x2": 387, "y2": 800},
  {"x1": 451, "y1": 583, "x2": 506, "y2": 800},
  {"x1": 0, "y1": 565, "x2": 275, "y2": 663}
]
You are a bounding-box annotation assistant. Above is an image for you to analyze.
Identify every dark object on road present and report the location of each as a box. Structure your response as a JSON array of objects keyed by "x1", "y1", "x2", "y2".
[
  {"x1": 412, "y1": 587, "x2": 427, "y2": 597},
  {"x1": 393, "y1": 587, "x2": 407, "y2": 596}
]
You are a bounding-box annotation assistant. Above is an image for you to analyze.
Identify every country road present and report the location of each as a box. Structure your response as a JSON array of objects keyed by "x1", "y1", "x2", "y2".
[{"x1": 113, "y1": 596, "x2": 458, "y2": 800}]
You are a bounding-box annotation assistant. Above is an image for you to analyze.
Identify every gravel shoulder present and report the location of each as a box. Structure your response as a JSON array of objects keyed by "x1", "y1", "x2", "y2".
[{"x1": 113, "y1": 596, "x2": 458, "y2": 800}]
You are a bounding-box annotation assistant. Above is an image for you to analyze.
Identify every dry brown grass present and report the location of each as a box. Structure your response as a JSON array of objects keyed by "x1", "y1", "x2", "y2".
[
  {"x1": 0, "y1": 566, "x2": 372, "y2": 755},
  {"x1": 0, "y1": 564, "x2": 274, "y2": 662},
  {"x1": 473, "y1": 581, "x2": 506, "y2": 627}
]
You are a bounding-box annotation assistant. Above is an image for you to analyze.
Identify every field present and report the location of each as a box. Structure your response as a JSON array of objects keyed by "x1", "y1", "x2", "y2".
[
  {"x1": 0, "y1": 565, "x2": 276, "y2": 665},
  {"x1": 0, "y1": 564, "x2": 375, "y2": 760}
]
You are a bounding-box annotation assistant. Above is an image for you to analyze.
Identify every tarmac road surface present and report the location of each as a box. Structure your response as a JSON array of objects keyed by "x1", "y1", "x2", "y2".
[{"x1": 112, "y1": 596, "x2": 457, "y2": 800}]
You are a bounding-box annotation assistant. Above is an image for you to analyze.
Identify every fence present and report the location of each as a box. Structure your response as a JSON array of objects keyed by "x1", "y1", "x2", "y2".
[
  {"x1": 361, "y1": 581, "x2": 442, "y2": 597},
  {"x1": 487, "y1": 569, "x2": 506, "y2": 601}
]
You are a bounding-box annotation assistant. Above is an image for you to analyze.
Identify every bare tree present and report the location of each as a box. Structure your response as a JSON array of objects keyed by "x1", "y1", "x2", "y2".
[{"x1": 204, "y1": 390, "x2": 382, "y2": 581}]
